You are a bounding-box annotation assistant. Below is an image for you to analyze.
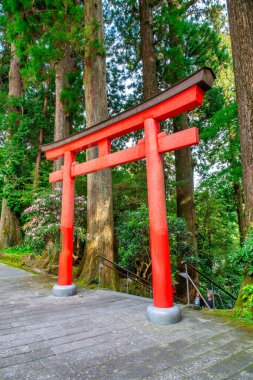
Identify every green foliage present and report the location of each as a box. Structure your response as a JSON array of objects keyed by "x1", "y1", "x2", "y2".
[
  {"x1": 116, "y1": 204, "x2": 149, "y2": 270},
  {"x1": 234, "y1": 285, "x2": 253, "y2": 320},
  {"x1": 0, "y1": 245, "x2": 33, "y2": 263},
  {"x1": 0, "y1": 90, "x2": 54, "y2": 212},
  {"x1": 155, "y1": 0, "x2": 228, "y2": 86},
  {"x1": 0, "y1": 1, "x2": 85, "y2": 215},
  {"x1": 195, "y1": 188, "x2": 241, "y2": 297},
  {"x1": 198, "y1": 100, "x2": 241, "y2": 189},
  {"x1": 60, "y1": 68, "x2": 85, "y2": 127},
  {"x1": 241, "y1": 285, "x2": 253, "y2": 318},
  {"x1": 104, "y1": 0, "x2": 143, "y2": 115},
  {"x1": 116, "y1": 204, "x2": 192, "y2": 278},
  {"x1": 230, "y1": 233, "x2": 253, "y2": 276},
  {"x1": 3, "y1": 0, "x2": 84, "y2": 59},
  {"x1": 196, "y1": 190, "x2": 239, "y2": 257},
  {"x1": 0, "y1": 245, "x2": 33, "y2": 266},
  {"x1": 1, "y1": 245, "x2": 33, "y2": 255}
]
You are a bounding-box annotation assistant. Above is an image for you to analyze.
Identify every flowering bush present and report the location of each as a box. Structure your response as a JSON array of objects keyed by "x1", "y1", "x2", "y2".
[{"x1": 23, "y1": 188, "x2": 87, "y2": 253}]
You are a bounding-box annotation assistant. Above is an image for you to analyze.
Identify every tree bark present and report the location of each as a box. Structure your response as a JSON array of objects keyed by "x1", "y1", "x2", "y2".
[
  {"x1": 54, "y1": 51, "x2": 73, "y2": 177},
  {"x1": 0, "y1": 43, "x2": 22, "y2": 249},
  {"x1": 227, "y1": 0, "x2": 253, "y2": 308},
  {"x1": 227, "y1": 0, "x2": 253, "y2": 229},
  {"x1": 79, "y1": 0, "x2": 116, "y2": 289},
  {"x1": 139, "y1": 0, "x2": 158, "y2": 99},
  {"x1": 9, "y1": 43, "x2": 22, "y2": 99},
  {"x1": 233, "y1": 182, "x2": 246, "y2": 245}
]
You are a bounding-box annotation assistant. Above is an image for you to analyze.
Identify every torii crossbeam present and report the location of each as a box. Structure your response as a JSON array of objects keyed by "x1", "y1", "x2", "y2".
[{"x1": 42, "y1": 67, "x2": 215, "y2": 325}]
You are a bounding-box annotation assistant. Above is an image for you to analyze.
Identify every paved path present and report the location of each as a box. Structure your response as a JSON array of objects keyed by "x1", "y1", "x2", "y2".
[
  {"x1": 0, "y1": 263, "x2": 252, "y2": 379},
  {"x1": 0, "y1": 263, "x2": 33, "y2": 279}
]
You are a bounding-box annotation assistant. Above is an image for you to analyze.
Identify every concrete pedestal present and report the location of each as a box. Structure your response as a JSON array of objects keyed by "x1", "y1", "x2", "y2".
[
  {"x1": 52, "y1": 284, "x2": 77, "y2": 297},
  {"x1": 146, "y1": 304, "x2": 182, "y2": 325}
]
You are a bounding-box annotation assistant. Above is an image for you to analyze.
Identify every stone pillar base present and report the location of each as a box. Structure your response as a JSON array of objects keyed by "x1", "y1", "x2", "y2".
[
  {"x1": 52, "y1": 284, "x2": 77, "y2": 297},
  {"x1": 146, "y1": 304, "x2": 182, "y2": 325}
]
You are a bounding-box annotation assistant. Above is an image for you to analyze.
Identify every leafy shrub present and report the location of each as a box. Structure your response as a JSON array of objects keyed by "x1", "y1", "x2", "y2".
[
  {"x1": 22, "y1": 188, "x2": 86, "y2": 253},
  {"x1": 0, "y1": 245, "x2": 33, "y2": 264},
  {"x1": 230, "y1": 233, "x2": 253, "y2": 276},
  {"x1": 241, "y1": 285, "x2": 253, "y2": 318},
  {"x1": 2, "y1": 245, "x2": 33, "y2": 255},
  {"x1": 115, "y1": 204, "x2": 192, "y2": 278},
  {"x1": 234, "y1": 284, "x2": 253, "y2": 320}
]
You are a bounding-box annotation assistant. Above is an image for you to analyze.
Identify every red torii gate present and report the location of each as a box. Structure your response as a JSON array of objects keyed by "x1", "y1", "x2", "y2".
[{"x1": 42, "y1": 67, "x2": 215, "y2": 325}]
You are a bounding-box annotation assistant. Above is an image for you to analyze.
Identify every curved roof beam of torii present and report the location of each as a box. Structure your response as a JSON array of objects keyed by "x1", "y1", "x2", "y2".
[{"x1": 41, "y1": 67, "x2": 215, "y2": 160}]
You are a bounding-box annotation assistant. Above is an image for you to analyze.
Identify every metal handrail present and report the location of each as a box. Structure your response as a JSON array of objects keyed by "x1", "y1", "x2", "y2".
[
  {"x1": 184, "y1": 272, "x2": 211, "y2": 309},
  {"x1": 97, "y1": 255, "x2": 187, "y2": 304},
  {"x1": 97, "y1": 255, "x2": 152, "y2": 297},
  {"x1": 100, "y1": 261, "x2": 152, "y2": 295},
  {"x1": 181, "y1": 261, "x2": 236, "y2": 301},
  {"x1": 97, "y1": 255, "x2": 151, "y2": 286}
]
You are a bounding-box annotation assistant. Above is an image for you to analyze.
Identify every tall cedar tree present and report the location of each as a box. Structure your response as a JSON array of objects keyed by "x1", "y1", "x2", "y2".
[
  {"x1": 139, "y1": 0, "x2": 158, "y2": 99},
  {"x1": 0, "y1": 43, "x2": 22, "y2": 248},
  {"x1": 54, "y1": 50, "x2": 74, "y2": 175},
  {"x1": 79, "y1": 0, "x2": 117, "y2": 288},
  {"x1": 226, "y1": 0, "x2": 253, "y2": 303}
]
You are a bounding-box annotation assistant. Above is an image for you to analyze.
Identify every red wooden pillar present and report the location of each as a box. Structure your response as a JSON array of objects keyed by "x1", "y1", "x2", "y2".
[
  {"x1": 53, "y1": 151, "x2": 77, "y2": 296},
  {"x1": 144, "y1": 118, "x2": 181, "y2": 323}
]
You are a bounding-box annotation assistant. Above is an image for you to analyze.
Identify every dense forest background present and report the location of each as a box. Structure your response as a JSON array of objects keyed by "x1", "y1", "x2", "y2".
[{"x1": 0, "y1": 0, "x2": 252, "y2": 319}]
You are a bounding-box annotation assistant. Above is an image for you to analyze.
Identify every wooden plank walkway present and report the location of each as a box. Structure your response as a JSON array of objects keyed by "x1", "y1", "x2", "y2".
[{"x1": 0, "y1": 262, "x2": 252, "y2": 379}]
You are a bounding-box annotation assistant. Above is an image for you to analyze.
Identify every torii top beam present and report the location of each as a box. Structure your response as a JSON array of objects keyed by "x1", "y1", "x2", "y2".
[{"x1": 41, "y1": 67, "x2": 215, "y2": 160}]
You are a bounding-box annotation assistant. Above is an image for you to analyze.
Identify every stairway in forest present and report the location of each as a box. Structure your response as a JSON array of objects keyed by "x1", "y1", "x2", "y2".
[
  {"x1": 97, "y1": 255, "x2": 236, "y2": 309},
  {"x1": 178, "y1": 261, "x2": 236, "y2": 309}
]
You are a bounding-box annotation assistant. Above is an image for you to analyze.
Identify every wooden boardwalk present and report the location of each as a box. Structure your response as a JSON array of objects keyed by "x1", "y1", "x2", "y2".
[{"x1": 0, "y1": 262, "x2": 252, "y2": 379}]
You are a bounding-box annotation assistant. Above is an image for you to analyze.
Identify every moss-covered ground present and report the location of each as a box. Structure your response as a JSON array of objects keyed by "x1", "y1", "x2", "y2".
[{"x1": 201, "y1": 308, "x2": 253, "y2": 329}]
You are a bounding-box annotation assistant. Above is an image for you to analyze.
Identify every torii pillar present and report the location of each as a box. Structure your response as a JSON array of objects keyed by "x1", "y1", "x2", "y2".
[
  {"x1": 41, "y1": 68, "x2": 215, "y2": 325},
  {"x1": 144, "y1": 118, "x2": 176, "y2": 323}
]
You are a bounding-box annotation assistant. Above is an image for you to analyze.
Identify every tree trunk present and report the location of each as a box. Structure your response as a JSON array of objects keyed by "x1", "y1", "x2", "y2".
[
  {"x1": 0, "y1": 200, "x2": 22, "y2": 248},
  {"x1": 227, "y1": 0, "x2": 253, "y2": 306},
  {"x1": 33, "y1": 96, "x2": 47, "y2": 188},
  {"x1": 139, "y1": 0, "x2": 158, "y2": 99},
  {"x1": 227, "y1": 0, "x2": 253, "y2": 229},
  {"x1": 79, "y1": 0, "x2": 116, "y2": 289},
  {"x1": 233, "y1": 182, "x2": 246, "y2": 245},
  {"x1": 54, "y1": 51, "x2": 73, "y2": 177},
  {"x1": 0, "y1": 43, "x2": 22, "y2": 249},
  {"x1": 8, "y1": 43, "x2": 22, "y2": 99}
]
